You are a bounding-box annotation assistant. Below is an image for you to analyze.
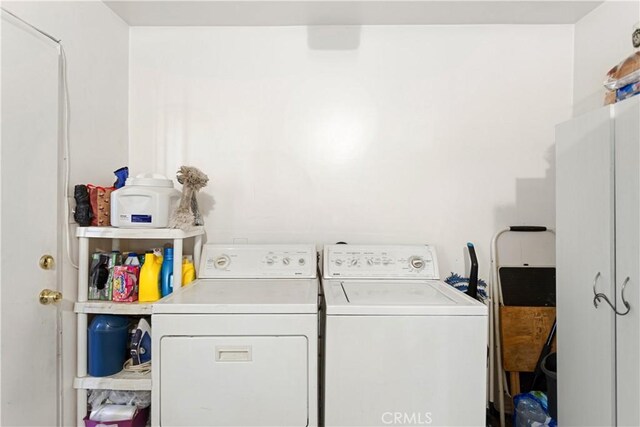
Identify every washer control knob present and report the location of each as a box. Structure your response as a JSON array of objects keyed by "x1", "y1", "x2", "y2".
[
  {"x1": 265, "y1": 257, "x2": 275, "y2": 266},
  {"x1": 298, "y1": 258, "x2": 306, "y2": 266},
  {"x1": 409, "y1": 256, "x2": 425, "y2": 270},
  {"x1": 367, "y1": 258, "x2": 374, "y2": 266},
  {"x1": 335, "y1": 259, "x2": 343, "y2": 266},
  {"x1": 214, "y1": 255, "x2": 231, "y2": 269},
  {"x1": 350, "y1": 258, "x2": 359, "y2": 266},
  {"x1": 282, "y1": 257, "x2": 291, "y2": 265}
]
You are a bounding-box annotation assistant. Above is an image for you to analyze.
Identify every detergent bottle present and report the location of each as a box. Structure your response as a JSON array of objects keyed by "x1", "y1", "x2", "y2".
[
  {"x1": 124, "y1": 252, "x2": 140, "y2": 266},
  {"x1": 139, "y1": 250, "x2": 163, "y2": 302},
  {"x1": 161, "y1": 247, "x2": 174, "y2": 297},
  {"x1": 182, "y1": 256, "x2": 196, "y2": 286}
]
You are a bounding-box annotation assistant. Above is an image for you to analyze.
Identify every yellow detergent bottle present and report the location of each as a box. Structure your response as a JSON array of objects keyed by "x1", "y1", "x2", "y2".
[
  {"x1": 139, "y1": 250, "x2": 163, "y2": 302},
  {"x1": 182, "y1": 256, "x2": 196, "y2": 286}
]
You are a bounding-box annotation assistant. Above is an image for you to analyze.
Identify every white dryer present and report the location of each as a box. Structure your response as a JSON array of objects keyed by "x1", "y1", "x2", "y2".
[
  {"x1": 321, "y1": 244, "x2": 487, "y2": 427},
  {"x1": 152, "y1": 244, "x2": 318, "y2": 427}
]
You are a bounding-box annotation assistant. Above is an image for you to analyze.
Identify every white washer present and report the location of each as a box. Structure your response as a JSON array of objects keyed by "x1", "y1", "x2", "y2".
[
  {"x1": 322, "y1": 244, "x2": 487, "y2": 427},
  {"x1": 152, "y1": 244, "x2": 318, "y2": 427}
]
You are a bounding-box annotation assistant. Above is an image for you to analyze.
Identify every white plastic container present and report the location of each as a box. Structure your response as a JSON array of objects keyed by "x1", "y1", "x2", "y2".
[{"x1": 110, "y1": 174, "x2": 181, "y2": 228}]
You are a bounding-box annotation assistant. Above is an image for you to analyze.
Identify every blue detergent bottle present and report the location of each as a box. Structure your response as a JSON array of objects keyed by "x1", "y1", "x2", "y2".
[{"x1": 161, "y1": 247, "x2": 174, "y2": 297}]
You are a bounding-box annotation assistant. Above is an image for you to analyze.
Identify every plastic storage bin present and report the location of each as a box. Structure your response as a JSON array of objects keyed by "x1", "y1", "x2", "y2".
[
  {"x1": 84, "y1": 407, "x2": 149, "y2": 427},
  {"x1": 110, "y1": 173, "x2": 181, "y2": 228},
  {"x1": 88, "y1": 315, "x2": 130, "y2": 377}
]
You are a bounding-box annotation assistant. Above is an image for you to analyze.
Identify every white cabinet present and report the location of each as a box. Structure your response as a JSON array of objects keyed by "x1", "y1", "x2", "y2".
[
  {"x1": 613, "y1": 98, "x2": 640, "y2": 426},
  {"x1": 73, "y1": 226, "x2": 204, "y2": 425},
  {"x1": 556, "y1": 96, "x2": 640, "y2": 426}
]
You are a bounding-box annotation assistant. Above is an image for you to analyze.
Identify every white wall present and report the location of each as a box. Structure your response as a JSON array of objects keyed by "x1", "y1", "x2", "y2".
[
  {"x1": 130, "y1": 25, "x2": 570, "y2": 278},
  {"x1": 1, "y1": 1, "x2": 129, "y2": 424},
  {"x1": 4, "y1": 1, "x2": 129, "y2": 186},
  {"x1": 573, "y1": 0, "x2": 640, "y2": 116}
]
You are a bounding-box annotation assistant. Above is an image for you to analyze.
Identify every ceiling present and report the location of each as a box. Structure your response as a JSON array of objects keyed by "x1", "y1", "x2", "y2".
[{"x1": 104, "y1": 0, "x2": 604, "y2": 26}]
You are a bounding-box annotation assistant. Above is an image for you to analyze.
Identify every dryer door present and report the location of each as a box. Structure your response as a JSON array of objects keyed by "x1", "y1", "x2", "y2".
[{"x1": 160, "y1": 335, "x2": 308, "y2": 426}]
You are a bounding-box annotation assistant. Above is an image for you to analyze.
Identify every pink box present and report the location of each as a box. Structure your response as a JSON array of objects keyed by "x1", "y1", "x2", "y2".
[
  {"x1": 112, "y1": 265, "x2": 139, "y2": 302},
  {"x1": 84, "y1": 407, "x2": 149, "y2": 427}
]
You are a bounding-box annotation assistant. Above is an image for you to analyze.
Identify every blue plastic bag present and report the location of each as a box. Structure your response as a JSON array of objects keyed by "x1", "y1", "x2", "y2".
[{"x1": 513, "y1": 391, "x2": 556, "y2": 427}]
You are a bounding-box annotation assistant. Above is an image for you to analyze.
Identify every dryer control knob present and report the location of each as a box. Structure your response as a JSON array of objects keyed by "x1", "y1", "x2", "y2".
[
  {"x1": 409, "y1": 256, "x2": 425, "y2": 270},
  {"x1": 335, "y1": 259, "x2": 343, "y2": 266},
  {"x1": 298, "y1": 258, "x2": 306, "y2": 265},
  {"x1": 367, "y1": 258, "x2": 374, "y2": 266},
  {"x1": 214, "y1": 255, "x2": 231, "y2": 269},
  {"x1": 350, "y1": 259, "x2": 359, "y2": 266},
  {"x1": 265, "y1": 257, "x2": 275, "y2": 266},
  {"x1": 282, "y1": 257, "x2": 291, "y2": 265}
]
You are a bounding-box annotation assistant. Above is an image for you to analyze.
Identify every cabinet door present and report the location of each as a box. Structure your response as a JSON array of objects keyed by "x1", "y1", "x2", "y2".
[
  {"x1": 556, "y1": 106, "x2": 616, "y2": 426},
  {"x1": 615, "y1": 96, "x2": 640, "y2": 427},
  {"x1": 160, "y1": 335, "x2": 308, "y2": 426}
]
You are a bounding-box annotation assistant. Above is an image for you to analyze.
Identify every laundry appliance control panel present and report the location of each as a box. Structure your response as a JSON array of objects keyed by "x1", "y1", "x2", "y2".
[
  {"x1": 323, "y1": 245, "x2": 439, "y2": 279},
  {"x1": 199, "y1": 244, "x2": 317, "y2": 278}
]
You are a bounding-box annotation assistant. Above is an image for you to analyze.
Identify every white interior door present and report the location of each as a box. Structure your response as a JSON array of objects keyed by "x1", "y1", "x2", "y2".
[
  {"x1": 556, "y1": 106, "x2": 616, "y2": 426},
  {"x1": 614, "y1": 96, "x2": 640, "y2": 427},
  {"x1": 1, "y1": 14, "x2": 61, "y2": 426}
]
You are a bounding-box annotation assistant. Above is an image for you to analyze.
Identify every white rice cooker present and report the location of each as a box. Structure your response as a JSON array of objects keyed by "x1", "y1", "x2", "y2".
[{"x1": 110, "y1": 173, "x2": 181, "y2": 228}]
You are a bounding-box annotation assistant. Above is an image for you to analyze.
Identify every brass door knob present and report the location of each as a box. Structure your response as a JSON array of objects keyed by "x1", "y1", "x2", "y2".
[
  {"x1": 39, "y1": 289, "x2": 62, "y2": 305},
  {"x1": 39, "y1": 255, "x2": 55, "y2": 270}
]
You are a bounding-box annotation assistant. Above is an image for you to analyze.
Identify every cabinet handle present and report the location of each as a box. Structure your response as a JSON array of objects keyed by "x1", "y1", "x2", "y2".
[
  {"x1": 618, "y1": 277, "x2": 631, "y2": 316},
  {"x1": 592, "y1": 272, "x2": 601, "y2": 303},
  {"x1": 593, "y1": 275, "x2": 631, "y2": 316}
]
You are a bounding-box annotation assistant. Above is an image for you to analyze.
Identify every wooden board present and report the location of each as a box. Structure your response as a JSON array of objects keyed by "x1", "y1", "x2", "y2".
[{"x1": 500, "y1": 306, "x2": 556, "y2": 372}]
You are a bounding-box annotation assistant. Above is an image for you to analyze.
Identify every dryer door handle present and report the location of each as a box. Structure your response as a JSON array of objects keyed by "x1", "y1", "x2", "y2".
[{"x1": 216, "y1": 346, "x2": 252, "y2": 362}]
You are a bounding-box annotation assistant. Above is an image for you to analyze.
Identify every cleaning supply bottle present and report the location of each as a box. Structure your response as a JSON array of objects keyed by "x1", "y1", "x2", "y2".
[
  {"x1": 124, "y1": 252, "x2": 140, "y2": 266},
  {"x1": 139, "y1": 251, "x2": 163, "y2": 302},
  {"x1": 161, "y1": 247, "x2": 174, "y2": 297},
  {"x1": 182, "y1": 256, "x2": 195, "y2": 286}
]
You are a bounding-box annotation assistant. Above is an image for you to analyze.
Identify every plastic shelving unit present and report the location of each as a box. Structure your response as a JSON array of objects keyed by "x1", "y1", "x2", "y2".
[{"x1": 74, "y1": 226, "x2": 204, "y2": 425}]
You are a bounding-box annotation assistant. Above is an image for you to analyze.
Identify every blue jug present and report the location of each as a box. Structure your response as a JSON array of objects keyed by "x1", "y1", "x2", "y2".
[{"x1": 88, "y1": 315, "x2": 130, "y2": 377}]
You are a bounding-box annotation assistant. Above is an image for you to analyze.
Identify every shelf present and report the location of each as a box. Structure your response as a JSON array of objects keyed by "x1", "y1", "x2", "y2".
[
  {"x1": 75, "y1": 223, "x2": 204, "y2": 424},
  {"x1": 75, "y1": 301, "x2": 154, "y2": 315},
  {"x1": 76, "y1": 226, "x2": 204, "y2": 240},
  {"x1": 74, "y1": 371, "x2": 151, "y2": 391}
]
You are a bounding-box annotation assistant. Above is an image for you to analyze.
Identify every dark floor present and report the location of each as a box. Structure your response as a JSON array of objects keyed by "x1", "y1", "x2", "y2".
[
  {"x1": 487, "y1": 372, "x2": 550, "y2": 427},
  {"x1": 487, "y1": 390, "x2": 515, "y2": 427},
  {"x1": 487, "y1": 408, "x2": 513, "y2": 427}
]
